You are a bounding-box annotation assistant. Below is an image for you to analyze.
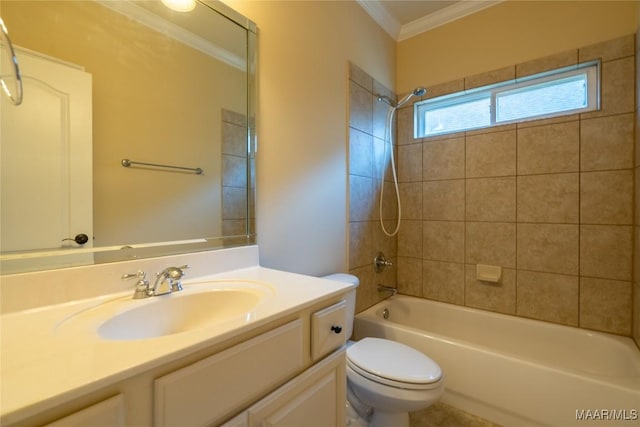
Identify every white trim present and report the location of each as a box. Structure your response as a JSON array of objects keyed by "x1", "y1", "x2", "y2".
[
  {"x1": 357, "y1": 0, "x2": 503, "y2": 41},
  {"x1": 356, "y1": 0, "x2": 401, "y2": 40},
  {"x1": 398, "y1": 1, "x2": 503, "y2": 41},
  {"x1": 95, "y1": 0, "x2": 246, "y2": 70}
]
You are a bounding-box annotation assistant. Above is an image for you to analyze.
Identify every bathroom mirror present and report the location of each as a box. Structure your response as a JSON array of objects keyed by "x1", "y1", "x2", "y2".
[{"x1": 0, "y1": 0, "x2": 256, "y2": 274}]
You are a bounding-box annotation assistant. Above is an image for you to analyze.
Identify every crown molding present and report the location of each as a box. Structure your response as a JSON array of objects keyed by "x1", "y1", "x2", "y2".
[
  {"x1": 96, "y1": 0, "x2": 245, "y2": 70},
  {"x1": 358, "y1": 0, "x2": 503, "y2": 42},
  {"x1": 356, "y1": 0, "x2": 401, "y2": 40},
  {"x1": 398, "y1": 1, "x2": 503, "y2": 41}
]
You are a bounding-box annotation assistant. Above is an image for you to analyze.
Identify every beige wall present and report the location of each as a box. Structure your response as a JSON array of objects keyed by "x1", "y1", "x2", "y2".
[
  {"x1": 225, "y1": 1, "x2": 396, "y2": 275},
  {"x1": 3, "y1": 1, "x2": 246, "y2": 247},
  {"x1": 397, "y1": 0, "x2": 638, "y2": 93}
]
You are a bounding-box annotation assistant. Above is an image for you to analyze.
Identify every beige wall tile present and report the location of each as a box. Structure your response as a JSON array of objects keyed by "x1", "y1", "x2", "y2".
[
  {"x1": 349, "y1": 80, "x2": 372, "y2": 134},
  {"x1": 373, "y1": 138, "x2": 395, "y2": 182},
  {"x1": 423, "y1": 220, "x2": 465, "y2": 262},
  {"x1": 517, "y1": 173, "x2": 579, "y2": 223},
  {"x1": 516, "y1": 114, "x2": 579, "y2": 129},
  {"x1": 580, "y1": 113, "x2": 634, "y2": 171},
  {"x1": 425, "y1": 78, "x2": 465, "y2": 100},
  {"x1": 580, "y1": 170, "x2": 633, "y2": 225},
  {"x1": 378, "y1": 179, "x2": 399, "y2": 221},
  {"x1": 349, "y1": 127, "x2": 373, "y2": 178},
  {"x1": 580, "y1": 277, "x2": 632, "y2": 335},
  {"x1": 397, "y1": 106, "x2": 416, "y2": 146},
  {"x1": 398, "y1": 143, "x2": 422, "y2": 182},
  {"x1": 423, "y1": 179, "x2": 465, "y2": 220},
  {"x1": 465, "y1": 265, "x2": 516, "y2": 314},
  {"x1": 397, "y1": 220, "x2": 422, "y2": 258},
  {"x1": 373, "y1": 223, "x2": 398, "y2": 260},
  {"x1": 517, "y1": 121, "x2": 580, "y2": 175},
  {"x1": 516, "y1": 49, "x2": 578, "y2": 78},
  {"x1": 583, "y1": 57, "x2": 635, "y2": 118},
  {"x1": 466, "y1": 222, "x2": 516, "y2": 268},
  {"x1": 465, "y1": 66, "x2": 515, "y2": 90},
  {"x1": 517, "y1": 224, "x2": 579, "y2": 275},
  {"x1": 580, "y1": 225, "x2": 633, "y2": 281},
  {"x1": 351, "y1": 264, "x2": 381, "y2": 313},
  {"x1": 349, "y1": 221, "x2": 375, "y2": 270},
  {"x1": 399, "y1": 182, "x2": 422, "y2": 220},
  {"x1": 579, "y1": 34, "x2": 635, "y2": 63},
  {"x1": 516, "y1": 270, "x2": 579, "y2": 326},
  {"x1": 397, "y1": 256, "x2": 423, "y2": 297},
  {"x1": 466, "y1": 129, "x2": 516, "y2": 178},
  {"x1": 349, "y1": 175, "x2": 375, "y2": 222},
  {"x1": 423, "y1": 260, "x2": 464, "y2": 304},
  {"x1": 349, "y1": 62, "x2": 373, "y2": 91},
  {"x1": 423, "y1": 137, "x2": 465, "y2": 180},
  {"x1": 635, "y1": 168, "x2": 640, "y2": 226},
  {"x1": 466, "y1": 177, "x2": 516, "y2": 222},
  {"x1": 373, "y1": 94, "x2": 391, "y2": 140}
]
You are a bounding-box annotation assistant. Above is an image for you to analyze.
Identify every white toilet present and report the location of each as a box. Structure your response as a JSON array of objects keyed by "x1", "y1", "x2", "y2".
[{"x1": 323, "y1": 274, "x2": 444, "y2": 427}]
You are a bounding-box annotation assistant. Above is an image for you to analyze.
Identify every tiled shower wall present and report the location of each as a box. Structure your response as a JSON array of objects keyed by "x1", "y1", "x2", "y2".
[
  {"x1": 349, "y1": 34, "x2": 637, "y2": 338},
  {"x1": 634, "y1": 30, "x2": 640, "y2": 346},
  {"x1": 348, "y1": 64, "x2": 399, "y2": 312}
]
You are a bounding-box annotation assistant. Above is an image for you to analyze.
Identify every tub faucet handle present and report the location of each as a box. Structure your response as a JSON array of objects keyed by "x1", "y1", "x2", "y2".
[{"x1": 374, "y1": 252, "x2": 393, "y2": 273}]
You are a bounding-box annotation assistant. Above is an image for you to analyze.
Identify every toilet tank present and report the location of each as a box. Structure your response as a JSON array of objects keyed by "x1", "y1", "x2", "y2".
[{"x1": 322, "y1": 273, "x2": 359, "y2": 339}]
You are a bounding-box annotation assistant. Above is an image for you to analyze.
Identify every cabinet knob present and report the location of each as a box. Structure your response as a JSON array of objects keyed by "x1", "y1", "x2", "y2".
[{"x1": 330, "y1": 325, "x2": 342, "y2": 334}]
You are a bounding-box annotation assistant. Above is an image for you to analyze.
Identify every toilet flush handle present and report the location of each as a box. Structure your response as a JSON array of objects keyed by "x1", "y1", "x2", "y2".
[{"x1": 331, "y1": 325, "x2": 343, "y2": 334}]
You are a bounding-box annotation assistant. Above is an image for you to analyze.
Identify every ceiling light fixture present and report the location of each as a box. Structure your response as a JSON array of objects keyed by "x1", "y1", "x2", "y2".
[{"x1": 160, "y1": 0, "x2": 196, "y2": 12}]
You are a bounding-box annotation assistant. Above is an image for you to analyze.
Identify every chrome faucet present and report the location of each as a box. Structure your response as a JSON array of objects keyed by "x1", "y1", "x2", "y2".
[
  {"x1": 122, "y1": 265, "x2": 188, "y2": 299},
  {"x1": 151, "y1": 265, "x2": 189, "y2": 296},
  {"x1": 377, "y1": 284, "x2": 397, "y2": 296}
]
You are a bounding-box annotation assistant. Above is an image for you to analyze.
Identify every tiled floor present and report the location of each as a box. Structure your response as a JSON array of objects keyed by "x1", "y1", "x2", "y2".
[{"x1": 410, "y1": 402, "x2": 503, "y2": 427}]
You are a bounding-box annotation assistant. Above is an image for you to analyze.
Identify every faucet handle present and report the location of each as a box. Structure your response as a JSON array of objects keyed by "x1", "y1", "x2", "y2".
[
  {"x1": 122, "y1": 270, "x2": 150, "y2": 299},
  {"x1": 163, "y1": 265, "x2": 189, "y2": 292}
]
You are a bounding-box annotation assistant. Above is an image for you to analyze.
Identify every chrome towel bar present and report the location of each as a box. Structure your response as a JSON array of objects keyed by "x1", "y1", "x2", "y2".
[{"x1": 121, "y1": 159, "x2": 203, "y2": 175}]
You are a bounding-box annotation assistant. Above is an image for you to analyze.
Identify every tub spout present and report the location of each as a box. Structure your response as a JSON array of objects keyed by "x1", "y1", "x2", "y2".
[{"x1": 377, "y1": 284, "x2": 397, "y2": 296}]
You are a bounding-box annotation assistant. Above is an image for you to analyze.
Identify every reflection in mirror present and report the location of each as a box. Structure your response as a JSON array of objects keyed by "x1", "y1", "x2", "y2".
[{"x1": 0, "y1": 0, "x2": 256, "y2": 274}]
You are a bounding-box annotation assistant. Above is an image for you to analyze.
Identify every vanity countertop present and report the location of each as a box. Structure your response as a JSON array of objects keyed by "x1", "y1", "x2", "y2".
[{"x1": 0, "y1": 264, "x2": 353, "y2": 425}]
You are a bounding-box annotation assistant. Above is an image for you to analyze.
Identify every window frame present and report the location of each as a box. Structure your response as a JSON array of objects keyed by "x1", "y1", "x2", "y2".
[{"x1": 414, "y1": 60, "x2": 600, "y2": 138}]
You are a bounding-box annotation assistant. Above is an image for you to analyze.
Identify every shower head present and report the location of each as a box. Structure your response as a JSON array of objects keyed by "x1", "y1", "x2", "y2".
[
  {"x1": 413, "y1": 87, "x2": 426, "y2": 97},
  {"x1": 375, "y1": 87, "x2": 426, "y2": 108},
  {"x1": 396, "y1": 86, "x2": 427, "y2": 108}
]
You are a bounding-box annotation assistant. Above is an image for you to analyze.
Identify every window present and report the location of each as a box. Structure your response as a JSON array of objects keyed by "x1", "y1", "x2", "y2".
[{"x1": 415, "y1": 61, "x2": 600, "y2": 138}]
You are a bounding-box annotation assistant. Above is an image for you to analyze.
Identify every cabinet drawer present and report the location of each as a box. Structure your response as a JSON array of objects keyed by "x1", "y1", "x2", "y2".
[
  {"x1": 311, "y1": 301, "x2": 346, "y2": 361},
  {"x1": 154, "y1": 320, "x2": 303, "y2": 427}
]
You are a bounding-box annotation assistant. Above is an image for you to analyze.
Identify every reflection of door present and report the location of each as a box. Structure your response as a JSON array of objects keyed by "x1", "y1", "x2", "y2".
[{"x1": 1, "y1": 47, "x2": 92, "y2": 252}]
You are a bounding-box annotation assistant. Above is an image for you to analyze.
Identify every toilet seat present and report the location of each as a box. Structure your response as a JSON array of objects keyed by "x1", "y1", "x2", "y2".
[{"x1": 347, "y1": 338, "x2": 442, "y2": 390}]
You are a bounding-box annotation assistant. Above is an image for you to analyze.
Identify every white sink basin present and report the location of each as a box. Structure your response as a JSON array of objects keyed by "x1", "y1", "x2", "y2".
[
  {"x1": 98, "y1": 289, "x2": 262, "y2": 340},
  {"x1": 55, "y1": 281, "x2": 273, "y2": 341}
]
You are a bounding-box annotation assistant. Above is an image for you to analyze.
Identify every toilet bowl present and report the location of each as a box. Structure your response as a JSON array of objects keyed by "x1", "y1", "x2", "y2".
[{"x1": 322, "y1": 274, "x2": 444, "y2": 427}]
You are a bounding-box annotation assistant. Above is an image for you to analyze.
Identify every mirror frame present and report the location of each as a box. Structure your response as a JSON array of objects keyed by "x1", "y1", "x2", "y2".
[{"x1": 0, "y1": 0, "x2": 257, "y2": 275}]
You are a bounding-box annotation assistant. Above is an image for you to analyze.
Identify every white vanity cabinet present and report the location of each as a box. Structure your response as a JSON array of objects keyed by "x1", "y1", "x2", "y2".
[
  {"x1": 7, "y1": 296, "x2": 348, "y2": 427},
  {"x1": 156, "y1": 300, "x2": 348, "y2": 427}
]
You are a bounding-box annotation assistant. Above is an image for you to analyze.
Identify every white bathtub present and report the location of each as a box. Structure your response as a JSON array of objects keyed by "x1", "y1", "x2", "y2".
[{"x1": 353, "y1": 295, "x2": 640, "y2": 427}]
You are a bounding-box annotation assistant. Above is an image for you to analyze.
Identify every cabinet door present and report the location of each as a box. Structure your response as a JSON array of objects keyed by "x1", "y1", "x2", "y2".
[
  {"x1": 154, "y1": 320, "x2": 303, "y2": 427},
  {"x1": 43, "y1": 395, "x2": 125, "y2": 427},
  {"x1": 248, "y1": 349, "x2": 346, "y2": 427}
]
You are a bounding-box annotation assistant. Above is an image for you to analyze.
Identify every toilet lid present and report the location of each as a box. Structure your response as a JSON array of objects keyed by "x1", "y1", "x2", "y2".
[{"x1": 347, "y1": 338, "x2": 442, "y2": 387}]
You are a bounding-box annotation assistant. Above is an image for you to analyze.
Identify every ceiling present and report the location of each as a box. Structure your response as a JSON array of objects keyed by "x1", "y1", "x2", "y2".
[{"x1": 357, "y1": 0, "x2": 502, "y2": 41}]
